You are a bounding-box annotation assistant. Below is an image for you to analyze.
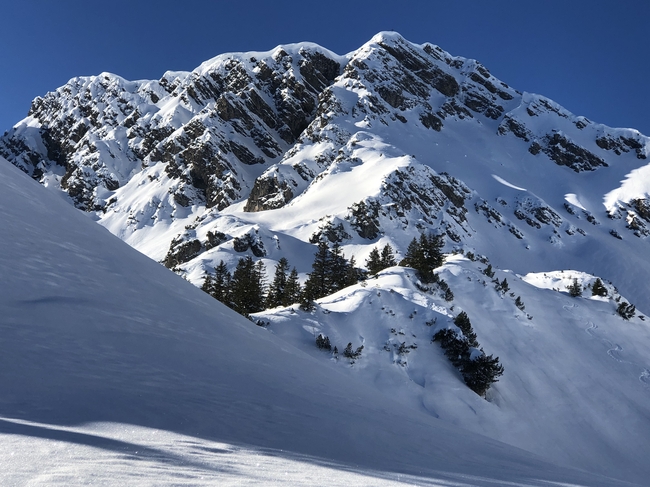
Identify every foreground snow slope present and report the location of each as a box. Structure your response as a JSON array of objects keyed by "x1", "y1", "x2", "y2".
[{"x1": 2, "y1": 156, "x2": 637, "y2": 485}]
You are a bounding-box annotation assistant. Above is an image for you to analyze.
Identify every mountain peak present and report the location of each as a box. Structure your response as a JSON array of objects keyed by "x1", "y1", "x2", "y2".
[{"x1": 2, "y1": 32, "x2": 650, "y2": 485}]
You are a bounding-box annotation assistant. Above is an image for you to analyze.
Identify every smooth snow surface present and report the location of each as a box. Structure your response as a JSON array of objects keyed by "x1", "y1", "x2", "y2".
[
  {"x1": 255, "y1": 259, "x2": 650, "y2": 485},
  {"x1": 3, "y1": 158, "x2": 640, "y2": 485}
]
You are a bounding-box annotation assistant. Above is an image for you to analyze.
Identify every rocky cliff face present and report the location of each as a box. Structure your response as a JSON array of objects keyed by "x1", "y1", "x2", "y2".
[
  {"x1": 1, "y1": 44, "x2": 342, "y2": 212},
  {"x1": 2, "y1": 31, "x2": 650, "y2": 308}
]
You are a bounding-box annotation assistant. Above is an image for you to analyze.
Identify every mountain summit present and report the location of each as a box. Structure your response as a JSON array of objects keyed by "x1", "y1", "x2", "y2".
[{"x1": 2, "y1": 32, "x2": 648, "y2": 306}]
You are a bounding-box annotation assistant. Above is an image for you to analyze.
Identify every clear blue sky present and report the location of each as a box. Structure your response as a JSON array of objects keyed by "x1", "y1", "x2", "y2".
[{"x1": 2, "y1": 0, "x2": 649, "y2": 135}]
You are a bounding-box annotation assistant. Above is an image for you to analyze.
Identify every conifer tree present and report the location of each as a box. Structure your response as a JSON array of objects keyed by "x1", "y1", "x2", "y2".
[
  {"x1": 380, "y1": 243, "x2": 397, "y2": 268},
  {"x1": 201, "y1": 260, "x2": 232, "y2": 306},
  {"x1": 302, "y1": 241, "x2": 332, "y2": 304},
  {"x1": 231, "y1": 257, "x2": 266, "y2": 316},
  {"x1": 365, "y1": 247, "x2": 383, "y2": 275},
  {"x1": 266, "y1": 257, "x2": 290, "y2": 309},
  {"x1": 433, "y1": 329, "x2": 470, "y2": 367},
  {"x1": 515, "y1": 296, "x2": 525, "y2": 311},
  {"x1": 201, "y1": 274, "x2": 215, "y2": 295},
  {"x1": 366, "y1": 243, "x2": 397, "y2": 275},
  {"x1": 444, "y1": 287, "x2": 454, "y2": 302},
  {"x1": 345, "y1": 255, "x2": 361, "y2": 286},
  {"x1": 329, "y1": 242, "x2": 350, "y2": 292},
  {"x1": 567, "y1": 278, "x2": 582, "y2": 297},
  {"x1": 617, "y1": 301, "x2": 636, "y2": 320},
  {"x1": 591, "y1": 278, "x2": 607, "y2": 297},
  {"x1": 433, "y1": 311, "x2": 504, "y2": 397},
  {"x1": 454, "y1": 311, "x2": 478, "y2": 347},
  {"x1": 461, "y1": 353, "x2": 504, "y2": 396},
  {"x1": 402, "y1": 234, "x2": 444, "y2": 283},
  {"x1": 403, "y1": 237, "x2": 422, "y2": 269},
  {"x1": 212, "y1": 260, "x2": 232, "y2": 305},
  {"x1": 494, "y1": 277, "x2": 508, "y2": 293},
  {"x1": 316, "y1": 334, "x2": 332, "y2": 350},
  {"x1": 284, "y1": 267, "x2": 302, "y2": 306}
]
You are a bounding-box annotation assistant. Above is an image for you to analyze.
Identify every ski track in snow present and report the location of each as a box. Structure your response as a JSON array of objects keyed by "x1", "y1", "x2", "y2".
[{"x1": 584, "y1": 321, "x2": 650, "y2": 389}]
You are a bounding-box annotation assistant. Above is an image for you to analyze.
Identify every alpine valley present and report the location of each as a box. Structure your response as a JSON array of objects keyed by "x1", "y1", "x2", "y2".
[{"x1": 2, "y1": 32, "x2": 650, "y2": 485}]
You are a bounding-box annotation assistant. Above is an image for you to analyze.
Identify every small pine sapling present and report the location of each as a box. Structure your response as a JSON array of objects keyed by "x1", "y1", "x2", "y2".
[
  {"x1": 591, "y1": 278, "x2": 607, "y2": 297},
  {"x1": 567, "y1": 278, "x2": 582, "y2": 297},
  {"x1": 343, "y1": 342, "x2": 364, "y2": 359},
  {"x1": 617, "y1": 301, "x2": 636, "y2": 320},
  {"x1": 444, "y1": 287, "x2": 454, "y2": 301},
  {"x1": 316, "y1": 334, "x2": 332, "y2": 350},
  {"x1": 500, "y1": 278, "x2": 509, "y2": 293},
  {"x1": 515, "y1": 296, "x2": 525, "y2": 311}
]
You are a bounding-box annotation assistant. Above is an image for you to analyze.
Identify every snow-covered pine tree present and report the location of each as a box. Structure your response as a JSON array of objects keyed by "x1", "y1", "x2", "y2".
[
  {"x1": 617, "y1": 301, "x2": 636, "y2": 320},
  {"x1": 302, "y1": 241, "x2": 332, "y2": 305},
  {"x1": 201, "y1": 273, "x2": 215, "y2": 295},
  {"x1": 212, "y1": 260, "x2": 232, "y2": 305},
  {"x1": 346, "y1": 255, "x2": 362, "y2": 286},
  {"x1": 432, "y1": 328, "x2": 470, "y2": 367},
  {"x1": 329, "y1": 242, "x2": 351, "y2": 292},
  {"x1": 402, "y1": 234, "x2": 444, "y2": 283},
  {"x1": 433, "y1": 312, "x2": 504, "y2": 397},
  {"x1": 202, "y1": 260, "x2": 232, "y2": 306},
  {"x1": 316, "y1": 334, "x2": 332, "y2": 350},
  {"x1": 515, "y1": 296, "x2": 525, "y2": 310}
]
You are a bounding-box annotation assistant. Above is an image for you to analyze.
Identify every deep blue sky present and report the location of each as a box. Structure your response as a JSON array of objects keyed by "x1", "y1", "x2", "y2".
[{"x1": 2, "y1": 0, "x2": 649, "y2": 135}]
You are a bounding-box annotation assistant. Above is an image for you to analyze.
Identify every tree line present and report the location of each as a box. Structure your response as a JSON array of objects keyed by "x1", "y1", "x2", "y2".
[{"x1": 202, "y1": 234, "x2": 446, "y2": 316}]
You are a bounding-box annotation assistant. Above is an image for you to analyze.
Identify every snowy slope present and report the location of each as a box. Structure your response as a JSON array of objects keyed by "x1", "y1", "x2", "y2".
[
  {"x1": 4, "y1": 156, "x2": 641, "y2": 485},
  {"x1": 254, "y1": 258, "x2": 650, "y2": 484}
]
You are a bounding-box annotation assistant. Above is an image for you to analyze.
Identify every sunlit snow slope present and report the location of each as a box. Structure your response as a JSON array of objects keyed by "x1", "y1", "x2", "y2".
[
  {"x1": 3, "y1": 157, "x2": 639, "y2": 485},
  {"x1": 255, "y1": 260, "x2": 650, "y2": 484}
]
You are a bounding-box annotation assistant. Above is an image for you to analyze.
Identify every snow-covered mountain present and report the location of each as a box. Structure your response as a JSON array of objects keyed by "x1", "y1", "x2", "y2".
[
  {"x1": 2, "y1": 157, "x2": 636, "y2": 486},
  {"x1": 3, "y1": 31, "x2": 650, "y2": 484},
  {"x1": 3, "y1": 32, "x2": 649, "y2": 306}
]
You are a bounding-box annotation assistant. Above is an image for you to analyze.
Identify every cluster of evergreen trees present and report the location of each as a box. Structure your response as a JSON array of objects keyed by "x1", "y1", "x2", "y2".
[
  {"x1": 433, "y1": 311, "x2": 504, "y2": 397},
  {"x1": 202, "y1": 241, "x2": 363, "y2": 316},
  {"x1": 202, "y1": 256, "x2": 301, "y2": 317},
  {"x1": 301, "y1": 241, "x2": 360, "y2": 307},
  {"x1": 315, "y1": 334, "x2": 364, "y2": 362},
  {"x1": 202, "y1": 233, "x2": 448, "y2": 316},
  {"x1": 365, "y1": 243, "x2": 397, "y2": 275},
  {"x1": 401, "y1": 234, "x2": 444, "y2": 283}
]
